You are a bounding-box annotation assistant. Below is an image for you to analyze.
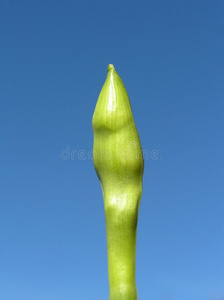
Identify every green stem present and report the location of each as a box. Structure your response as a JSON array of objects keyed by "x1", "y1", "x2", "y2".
[{"x1": 104, "y1": 191, "x2": 140, "y2": 300}]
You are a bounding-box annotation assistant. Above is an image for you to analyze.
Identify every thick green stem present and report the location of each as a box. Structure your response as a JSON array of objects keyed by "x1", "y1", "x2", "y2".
[
  {"x1": 105, "y1": 199, "x2": 138, "y2": 299},
  {"x1": 103, "y1": 188, "x2": 141, "y2": 300}
]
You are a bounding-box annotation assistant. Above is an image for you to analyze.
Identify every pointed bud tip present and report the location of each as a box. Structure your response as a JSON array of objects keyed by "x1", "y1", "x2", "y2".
[{"x1": 107, "y1": 64, "x2": 115, "y2": 72}]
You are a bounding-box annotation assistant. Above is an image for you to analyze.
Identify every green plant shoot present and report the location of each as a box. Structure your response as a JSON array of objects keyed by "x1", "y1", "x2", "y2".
[{"x1": 92, "y1": 64, "x2": 144, "y2": 300}]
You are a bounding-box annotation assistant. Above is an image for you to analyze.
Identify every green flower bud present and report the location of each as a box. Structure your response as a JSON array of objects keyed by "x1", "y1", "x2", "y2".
[{"x1": 92, "y1": 64, "x2": 144, "y2": 300}]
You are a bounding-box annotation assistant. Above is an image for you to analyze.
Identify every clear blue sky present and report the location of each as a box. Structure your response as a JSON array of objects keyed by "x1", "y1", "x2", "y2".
[{"x1": 1, "y1": 1, "x2": 224, "y2": 299}]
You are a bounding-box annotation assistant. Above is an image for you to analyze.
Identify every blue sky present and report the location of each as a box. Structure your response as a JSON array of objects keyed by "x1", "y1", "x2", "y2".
[{"x1": 1, "y1": 1, "x2": 224, "y2": 299}]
